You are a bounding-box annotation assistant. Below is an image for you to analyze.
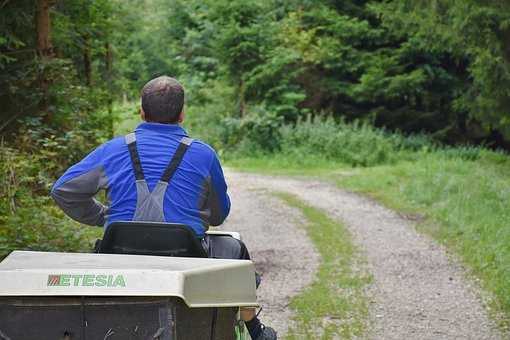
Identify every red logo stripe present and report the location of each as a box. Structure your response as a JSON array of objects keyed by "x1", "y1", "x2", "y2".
[{"x1": 47, "y1": 275, "x2": 60, "y2": 286}]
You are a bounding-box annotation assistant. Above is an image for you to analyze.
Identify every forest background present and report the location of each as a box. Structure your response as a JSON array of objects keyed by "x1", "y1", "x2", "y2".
[{"x1": 1, "y1": 0, "x2": 510, "y2": 327}]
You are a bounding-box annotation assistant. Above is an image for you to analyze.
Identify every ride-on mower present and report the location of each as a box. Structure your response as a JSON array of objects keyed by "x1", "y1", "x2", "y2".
[{"x1": 0, "y1": 221, "x2": 257, "y2": 339}]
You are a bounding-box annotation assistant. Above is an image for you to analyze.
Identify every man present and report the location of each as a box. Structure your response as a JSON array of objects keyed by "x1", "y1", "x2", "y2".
[{"x1": 51, "y1": 76, "x2": 277, "y2": 340}]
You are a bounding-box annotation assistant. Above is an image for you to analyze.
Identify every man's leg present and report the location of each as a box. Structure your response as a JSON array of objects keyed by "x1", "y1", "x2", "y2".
[
  {"x1": 204, "y1": 235, "x2": 277, "y2": 340},
  {"x1": 204, "y1": 234, "x2": 250, "y2": 260}
]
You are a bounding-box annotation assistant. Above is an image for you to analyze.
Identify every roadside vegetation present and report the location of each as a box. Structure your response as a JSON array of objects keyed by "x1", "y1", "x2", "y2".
[
  {"x1": 275, "y1": 193, "x2": 370, "y2": 339},
  {"x1": 226, "y1": 117, "x2": 510, "y2": 329},
  {"x1": 1, "y1": 0, "x2": 509, "y2": 331},
  {"x1": 337, "y1": 152, "x2": 510, "y2": 328}
]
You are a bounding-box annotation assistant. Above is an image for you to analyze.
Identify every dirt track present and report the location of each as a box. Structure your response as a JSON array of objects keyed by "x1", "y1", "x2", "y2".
[
  {"x1": 220, "y1": 170, "x2": 504, "y2": 339},
  {"x1": 221, "y1": 172, "x2": 320, "y2": 336}
]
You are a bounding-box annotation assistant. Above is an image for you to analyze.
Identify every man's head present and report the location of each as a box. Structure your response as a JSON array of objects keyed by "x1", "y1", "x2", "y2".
[{"x1": 140, "y1": 76, "x2": 185, "y2": 124}]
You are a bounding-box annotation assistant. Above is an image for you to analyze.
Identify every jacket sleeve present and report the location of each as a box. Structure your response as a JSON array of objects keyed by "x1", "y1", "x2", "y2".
[
  {"x1": 207, "y1": 153, "x2": 231, "y2": 226},
  {"x1": 50, "y1": 144, "x2": 109, "y2": 226}
]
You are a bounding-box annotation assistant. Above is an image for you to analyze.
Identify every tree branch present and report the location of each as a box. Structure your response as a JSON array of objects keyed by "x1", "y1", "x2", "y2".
[{"x1": 0, "y1": 0, "x2": 10, "y2": 10}]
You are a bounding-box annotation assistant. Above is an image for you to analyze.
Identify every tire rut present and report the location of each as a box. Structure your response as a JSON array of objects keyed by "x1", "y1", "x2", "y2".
[{"x1": 220, "y1": 174, "x2": 320, "y2": 337}]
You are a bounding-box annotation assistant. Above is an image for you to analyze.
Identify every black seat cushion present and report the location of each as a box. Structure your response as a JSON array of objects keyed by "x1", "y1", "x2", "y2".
[{"x1": 97, "y1": 221, "x2": 207, "y2": 258}]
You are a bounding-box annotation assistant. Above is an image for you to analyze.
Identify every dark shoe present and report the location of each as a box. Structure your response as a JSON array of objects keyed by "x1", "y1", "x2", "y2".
[{"x1": 255, "y1": 325, "x2": 277, "y2": 340}]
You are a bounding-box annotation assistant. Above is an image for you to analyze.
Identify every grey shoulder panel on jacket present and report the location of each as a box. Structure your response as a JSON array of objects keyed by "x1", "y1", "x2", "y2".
[{"x1": 51, "y1": 166, "x2": 108, "y2": 226}]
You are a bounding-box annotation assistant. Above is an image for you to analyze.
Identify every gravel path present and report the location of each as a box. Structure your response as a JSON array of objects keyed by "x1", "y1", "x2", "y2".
[
  {"x1": 220, "y1": 172, "x2": 320, "y2": 337},
  {"x1": 220, "y1": 170, "x2": 504, "y2": 340}
]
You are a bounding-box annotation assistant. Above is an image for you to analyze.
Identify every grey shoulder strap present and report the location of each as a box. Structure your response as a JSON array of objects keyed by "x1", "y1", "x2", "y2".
[
  {"x1": 125, "y1": 133, "x2": 144, "y2": 180},
  {"x1": 160, "y1": 137, "x2": 194, "y2": 183}
]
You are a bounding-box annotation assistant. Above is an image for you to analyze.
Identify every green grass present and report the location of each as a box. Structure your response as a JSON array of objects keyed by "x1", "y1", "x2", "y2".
[
  {"x1": 337, "y1": 151, "x2": 510, "y2": 329},
  {"x1": 275, "y1": 193, "x2": 370, "y2": 339},
  {"x1": 226, "y1": 155, "x2": 347, "y2": 177},
  {"x1": 231, "y1": 149, "x2": 510, "y2": 330}
]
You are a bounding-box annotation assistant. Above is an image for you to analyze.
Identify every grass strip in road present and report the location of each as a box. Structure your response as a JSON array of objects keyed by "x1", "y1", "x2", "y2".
[{"x1": 275, "y1": 192, "x2": 371, "y2": 340}]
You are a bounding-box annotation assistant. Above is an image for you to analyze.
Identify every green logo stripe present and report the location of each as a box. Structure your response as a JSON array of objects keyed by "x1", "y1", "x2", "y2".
[{"x1": 46, "y1": 274, "x2": 126, "y2": 287}]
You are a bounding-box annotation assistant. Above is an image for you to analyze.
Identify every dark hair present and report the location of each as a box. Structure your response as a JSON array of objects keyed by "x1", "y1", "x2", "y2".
[{"x1": 141, "y1": 76, "x2": 184, "y2": 123}]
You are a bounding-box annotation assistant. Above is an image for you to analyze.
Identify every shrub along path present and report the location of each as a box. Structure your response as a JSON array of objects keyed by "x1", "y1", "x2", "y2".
[{"x1": 222, "y1": 170, "x2": 504, "y2": 339}]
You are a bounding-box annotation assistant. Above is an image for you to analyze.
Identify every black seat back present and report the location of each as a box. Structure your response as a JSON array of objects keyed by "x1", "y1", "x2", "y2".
[{"x1": 97, "y1": 221, "x2": 207, "y2": 258}]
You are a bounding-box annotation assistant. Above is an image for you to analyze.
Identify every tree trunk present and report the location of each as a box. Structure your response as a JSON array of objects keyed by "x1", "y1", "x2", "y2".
[
  {"x1": 36, "y1": 0, "x2": 54, "y2": 57},
  {"x1": 35, "y1": 0, "x2": 55, "y2": 118},
  {"x1": 105, "y1": 41, "x2": 114, "y2": 138},
  {"x1": 238, "y1": 78, "x2": 246, "y2": 117},
  {"x1": 83, "y1": 34, "x2": 92, "y2": 86},
  {"x1": 503, "y1": 29, "x2": 510, "y2": 64}
]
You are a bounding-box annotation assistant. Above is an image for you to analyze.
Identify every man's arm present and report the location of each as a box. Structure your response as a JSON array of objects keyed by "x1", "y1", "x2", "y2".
[
  {"x1": 207, "y1": 153, "x2": 231, "y2": 226},
  {"x1": 51, "y1": 144, "x2": 109, "y2": 226}
]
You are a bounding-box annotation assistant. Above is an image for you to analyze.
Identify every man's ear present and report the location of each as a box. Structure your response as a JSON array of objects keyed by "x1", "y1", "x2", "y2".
[
  {"x1": 140, "y1": 107, "x2": 146, "y2": 121},
  {"x1": 178, "y1": 110, "x2": 185, "y2": 124}
]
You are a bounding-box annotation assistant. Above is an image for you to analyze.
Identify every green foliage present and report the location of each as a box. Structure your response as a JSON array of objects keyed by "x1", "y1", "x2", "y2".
[
  {"x1": 4, "y1": 0, "x2": 510, "y2": 147},
  {"x1": 0, "y1": 145, "x2": 101, "y2": 259},
  {"x1": 182, "y1": 79, "x2": 237, "y2": 150},
  {"x1": 278, "y1": 116, "x2": 399, "y2": 167},
  {"x1": 0, "y1": 0, "x2": 33, "y2": 69},
  {"x1": 0, "y1": 0, "x2": 121, "y2": 258},
  {"x1": 155, "y1": 0, "x2": 510, "y2": 146},
  {"x1": 222, "y1": 114, "x2": 488, "y2": 167},
  {"x1": 220, "y1": 109, "x2": 284, "y2": 155},
  {"x1": 111, "y1": 0, "x2": 187, "y2": 96},
  {"x1": 1, "y1": 0, "x2": 117, "y2": 141},
  {"x1": 371, "y1": 0, "x2": 510, "y2": 140},
  {"x1": 0, "y1": 98, "x2": 111, "y2": 259}
]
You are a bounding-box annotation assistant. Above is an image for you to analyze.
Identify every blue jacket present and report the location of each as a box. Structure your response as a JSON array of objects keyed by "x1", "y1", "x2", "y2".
[{"x1": 51, "y1": 122, "x2": 230, "y2": 237}]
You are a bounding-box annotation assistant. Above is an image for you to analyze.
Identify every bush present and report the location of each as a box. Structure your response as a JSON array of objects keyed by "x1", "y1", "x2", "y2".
[
  {"x1": 218, "y1": 113, "x2": 404, "y2": 166},
  {"x1": 0, "y1": 146, "x2": 100, "y2": 259},
  {"x1": 279, "y1": 116, "x2": 401, "y2": 167},
  {"x1": 221, "y1": 110, "x2": 283, "y2": 155},
  {"x1": 0, "y1": 101, "x2": 112, "y2": 259},
  {"x1": 391, "y1": 133, "x2": 437, "y2": 152},
  {"x1": 435, "y1": 146, "x2": 482, "y2": 161},
  {"x1": 219, "y1": 114, "x2": 490, "y2": 166}
]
